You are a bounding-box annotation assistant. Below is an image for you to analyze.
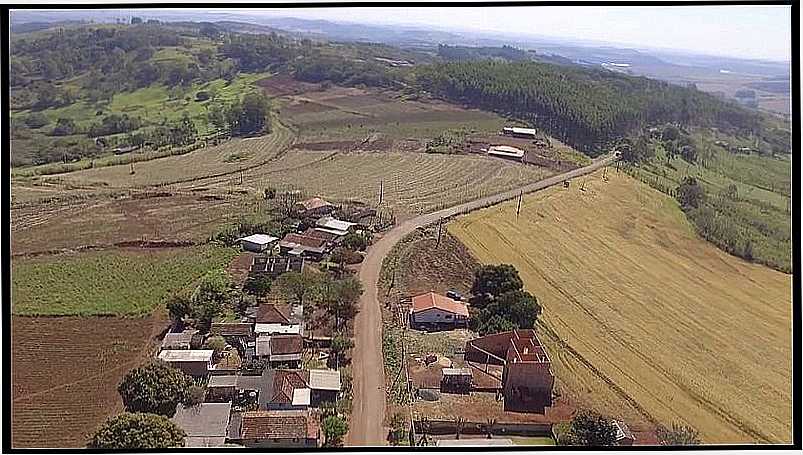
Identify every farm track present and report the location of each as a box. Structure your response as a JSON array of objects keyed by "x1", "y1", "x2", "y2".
[{"x1": 348, "y1": 154, "x2": 615, "y2": 446}]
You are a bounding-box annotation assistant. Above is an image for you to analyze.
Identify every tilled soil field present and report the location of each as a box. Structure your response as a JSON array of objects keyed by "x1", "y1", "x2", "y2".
[{"x1": 11, "y1": 315, "x2": 168, "y2": 448}]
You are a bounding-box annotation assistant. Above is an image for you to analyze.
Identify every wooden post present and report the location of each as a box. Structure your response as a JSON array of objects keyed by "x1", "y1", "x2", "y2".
[
  {"x1": 379, "y1": 179, "x2": 384, "y2": 206},
  {"x1": 516, "y1": 190, "x2": 523, "y2": 218},
  {"x1": 436, "y1": 218, "x2": 443, "y2": 246}
]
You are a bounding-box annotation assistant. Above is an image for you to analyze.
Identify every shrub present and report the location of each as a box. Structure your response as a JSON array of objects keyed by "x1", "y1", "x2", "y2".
[
  {"x1": 322, "y1": 415, "x2": 348, "y2": 447},
  {"x1": 24, "y1": 112, "x2": 49, "y2": 128},
  {"x1": 331, "y1": 247, "x2": 363, "y2": 265},
  {"x1": 656, "y1": 422, "x2": 701, "y2": 445},
  {"x1": 558, "y1": 410, "x2": 617, "y2": 446},
  {"x1": 89, "y1": 413, "x2": 185, "y2": 449},
  {"x1": 184, "y1": 384, "x2": 206, "y2": 407},
  {"x1": 117, "y1": 360, "x2": 192, "y2": 416},
  {"x1": 195, "y1": 90, "x2": 211, "y2": 101}
]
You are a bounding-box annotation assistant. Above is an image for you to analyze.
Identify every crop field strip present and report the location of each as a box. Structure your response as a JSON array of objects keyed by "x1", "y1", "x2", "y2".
[
  {"x1": 449, "y1": 171, "x2": 792, "y2": 444},
  {"x1": 11, "y1": 245, "x2": 237, "y2": 316},
  {"x1": 198, "y1": 150, "x2": 554, "y2": 217}
]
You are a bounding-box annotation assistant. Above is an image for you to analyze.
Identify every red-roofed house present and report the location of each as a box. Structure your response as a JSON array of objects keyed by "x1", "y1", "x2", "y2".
[
  {"x1": 409, "y1": 292, "x2": 469, "y2": 329},
  {"x1": 278, "y1": 233, "x2": 329, "y2": 260},
  {"x1": 465, "y1": 329, "x2": 553, "y2": 413}
]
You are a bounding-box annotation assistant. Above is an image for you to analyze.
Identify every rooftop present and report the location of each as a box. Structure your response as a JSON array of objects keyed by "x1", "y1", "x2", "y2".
[
  {"x1": 297, "y1": 197, "x2": 332, "y2": 211},
  {"x1": 158, "y1": 349, "x2": 213, "y2": 362},
  {"x1": 250, "y1": 256, "x2": 304, "y2": 275},
  {"x1": 292, "y1": 387, "x2": 312, "y2": 407},
  {"x1": 210, "y1": 322, "x2": 253, "y2": 338},
  {"x1": 171, "y1": 403, "x2": 232, "y2": 443},
  {"x1": 315, "y1": 216, "x2": 357, "y2": 233},
  {"x1": 503, "y1": 126, "x2": 537, "y2": 136},
  {"x1": 255, "y1": 304, "x2": 290, "y2": 325},
  {"x1": 237, "y1": 234, "x2": 279, "y2": 245},
  {"x1": 161, "y1": 329, "x2": 198, "y2": 349},
  {"x1": 271, "y1": 334, "x2": 304, "y2": 355},
  {"x1": 411, "y1": 292, "x2": 469, "y2": 317},
  {"x1": 442, "y1": 368, "x2": 472, "y2": 376},
  {"x1": 255, "y1": 323, "x2": 302, "y2": 335},
  {"x1": 239, "y1": 410, "x2": 319, "y2": 441},
  {"x1": 279, "y1": 233, "x2": 328, "y2": 251},
  {"x1": 208, "y1": 375, "x2": 239, "y2": 388},
  {"x1": 488, "y1": 145, "x2": 526, "y2": 158},
  {"x1": 308, "y1": 369, "x2": 341, "y2": 391}
]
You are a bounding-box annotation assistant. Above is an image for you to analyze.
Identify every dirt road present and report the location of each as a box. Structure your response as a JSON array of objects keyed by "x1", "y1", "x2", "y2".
[{"x1": 347, "y1": 154, "x2": 617, "y2": 446}]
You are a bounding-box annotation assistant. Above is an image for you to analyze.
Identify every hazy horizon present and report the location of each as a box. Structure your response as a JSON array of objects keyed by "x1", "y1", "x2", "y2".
[
  {"x1": 242, "y1": 5, "x2": 792, "y2": 62},
  {"x1": 12, "y1": 5, "x2": 793, "y2": 63}
]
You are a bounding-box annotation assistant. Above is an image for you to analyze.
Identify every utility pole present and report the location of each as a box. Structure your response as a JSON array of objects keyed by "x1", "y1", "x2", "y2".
[
  {"x1": 436, "y1": 218, "x2": 443, "y2": 247},
  {"x1": 516, "y1": 190, "x2": 523, "y2": 218},
  {"x1": 379, "y1": 179, "x2": 384, "y2": 206}
]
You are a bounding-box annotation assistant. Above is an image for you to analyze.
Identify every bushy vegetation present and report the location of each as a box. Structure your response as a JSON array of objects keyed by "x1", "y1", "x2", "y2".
[
  {"x1": 88, "y1": 413, "x2": 185, "y2": 449},
  {"x1": 117, "y1": 361, "x2": 193, "y2": 417},
  {"x1": 469, "y1": 264, "x2": 542, "y2": 335},
  {"x1": 656, "y1": 422, "x2": 702, "y2": 445},
  {"x1": 622, "y1": 126, "x2": 791, "y2": 272},
  {"x1": 555, "y1": 410, "x2": 618, "y2": 446}
]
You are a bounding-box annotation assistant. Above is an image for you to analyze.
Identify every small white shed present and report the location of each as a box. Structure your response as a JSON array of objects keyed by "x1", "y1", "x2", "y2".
[{"x1": 237, "y1": 234, "x2": 279, "y2": 253}]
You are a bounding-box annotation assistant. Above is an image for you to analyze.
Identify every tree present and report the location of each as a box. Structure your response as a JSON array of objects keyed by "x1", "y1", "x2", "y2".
[
  {"x1": 117, "y1": 360, "x2": 192, "y2": 416},
  {"x1": 470, "y1": 264, "x2": 524, "y2": 306},
  {"x1": 676, "y1": 177, "x2": 706, "y2": 210},
  {"x1": 204, "y1": 335, "x2": 228, "y2": 361},
  {"x1": 24, "y1": 112, "x2": 50, "y2": 129},
  {"x1": 243, "y1": 275, "x2": 272, "y2": 296},
  {"x1": 130, "y1": 17, "x2": 143, "y2": 25},
  {"x1": 656, "y1": 422, "x2": 701, "y2": 446},
  {"x1": 226, "y1": 92, "x2": 271, "y2": 136},
  {"x1": 166, "y1": 293, "x2": 193, "y2": 325},
  {"x1": 275, "y1": 271, "x2": 319, "y2": 308},
  {"x1": 559, "y1": 410, "x2": 617, "y2": 446},
  {"x1": 89, "y1": 413, "x2": 185, "y2": 449},
  {"x1": 342, "y1": 231, "x2": 369, "y2": 251},
  {"x1": 387, "y1": 412, "x2": 408, "y2": 446},
  {"x1": 190, "y1": 269, "x2": 233, "y2": 331},
  {"x1": 322, "y1": 415, "x2": 348, "y2": 447},
  {"x1": 184, "y1": 384, "x2": 206, "y2": 407},
  {"x1": 51, "y1": 118, "x2": 77, "y2": 136},
  {"x1": 329, "y1": 334, "x2": 354, "y2": 368}
]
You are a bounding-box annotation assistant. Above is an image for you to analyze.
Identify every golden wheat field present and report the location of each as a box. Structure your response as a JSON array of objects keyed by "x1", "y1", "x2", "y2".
[{"x1": 449, "y1": 170, "x2": 792, "y2": 444}]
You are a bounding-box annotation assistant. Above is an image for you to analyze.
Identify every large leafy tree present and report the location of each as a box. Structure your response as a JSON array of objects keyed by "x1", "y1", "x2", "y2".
[
  {"x1": 470, "y1": 264, "x2": 524, "y2": 305},
  {"x1": 469, "y1": 264, "x2": 541, "y2": 335},
  {"x1": 676, "y1": 177, "x2": 706, "y2": 210},
  {"x1": 88, "y1": 413, "x2": 185, "y2": 449},
  {"x1": 117, "y1": 360, "x2": 192, "y2": 417}
]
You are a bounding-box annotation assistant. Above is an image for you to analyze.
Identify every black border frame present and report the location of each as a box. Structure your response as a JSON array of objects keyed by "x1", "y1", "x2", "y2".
[{"x1": 2, "y1": 1, "x2": 799, "y2": 452}]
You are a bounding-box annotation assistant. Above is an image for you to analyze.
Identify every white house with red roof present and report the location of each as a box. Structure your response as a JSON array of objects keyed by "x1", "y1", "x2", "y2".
[{"x1": 409, "y1": 292, "x2": 469, "y2": 328}]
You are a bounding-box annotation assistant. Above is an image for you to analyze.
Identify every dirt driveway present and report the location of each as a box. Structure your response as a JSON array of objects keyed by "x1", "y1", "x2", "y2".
[{"x1": 347, "y1": 155, "x2": 616, "y2": 446}]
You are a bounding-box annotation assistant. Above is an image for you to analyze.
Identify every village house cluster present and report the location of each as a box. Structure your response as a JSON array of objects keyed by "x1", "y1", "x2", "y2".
[{"x1": 157, "y1": 298, "x2": 341, "y2": 448}]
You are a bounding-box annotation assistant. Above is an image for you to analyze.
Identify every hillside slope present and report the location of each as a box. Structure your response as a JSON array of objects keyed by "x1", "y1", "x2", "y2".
[{"x1": 449, "y1": 170, "x2": 791, "y2": 444}]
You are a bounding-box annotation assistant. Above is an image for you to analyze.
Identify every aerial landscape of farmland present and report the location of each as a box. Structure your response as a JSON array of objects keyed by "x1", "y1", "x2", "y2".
[{"x1": 7, "y1": 4, "x2": 794, "y2": 450}]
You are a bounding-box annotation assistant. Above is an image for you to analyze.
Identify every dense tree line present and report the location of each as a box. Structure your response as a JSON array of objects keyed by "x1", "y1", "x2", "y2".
[
  {"x1": 415, "y1": 60, "x2": 764, "y2": 155},
  {"x1": 437, "y1": 44, "x2": 532, "y2": 62},
  {"x1": 293, "y1": 55, "x2": 396, "y2": 88}
]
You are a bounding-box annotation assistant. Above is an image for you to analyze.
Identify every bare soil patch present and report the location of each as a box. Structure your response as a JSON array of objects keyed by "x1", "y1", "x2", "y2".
[{"x1": 12, "y1": 314, "x2": 168, "y2": 448}]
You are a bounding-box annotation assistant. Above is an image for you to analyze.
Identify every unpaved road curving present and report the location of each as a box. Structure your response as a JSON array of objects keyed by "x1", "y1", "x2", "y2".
[{"x1": 347, "y1": 154, "x2": 617, "y2": 446}]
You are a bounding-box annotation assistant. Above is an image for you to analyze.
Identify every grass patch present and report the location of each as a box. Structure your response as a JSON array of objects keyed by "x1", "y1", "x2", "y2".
[
  {"x1": 11, "y1": 245, "x2": 238, "y2": 316},
  {"x1": 511, "y1": 437, "x2": 557, "y2": 446}
]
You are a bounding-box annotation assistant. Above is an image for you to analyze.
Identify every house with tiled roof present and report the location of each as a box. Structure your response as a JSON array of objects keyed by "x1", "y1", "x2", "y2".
[
  {"x1": 409, "y1": 292, "x2": 469, "y2": 329},
  {"x1": 465, "y1": 329, "x2": 553, "y2": 413},
  {"x1": 278, "y1": 233, "x2": 330, "y2": 260},
  {"x1": 232, "y1": 409, "x2": 321, "y2": 448},
  {"x1": 294, "y1": 197, "x2": 335, "y2": 217},
  {"x1": 255, "y1": 334, "x2": 303, "y2": 368}
]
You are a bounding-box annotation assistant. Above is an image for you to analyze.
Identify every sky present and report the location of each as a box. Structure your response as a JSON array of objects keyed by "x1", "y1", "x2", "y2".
[{"x1": 237, "y1": 5, "x2": 792, "y2": 62}]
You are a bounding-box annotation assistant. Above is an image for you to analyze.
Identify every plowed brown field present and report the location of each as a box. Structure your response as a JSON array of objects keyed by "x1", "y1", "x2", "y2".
[{"x1": 11, "y1": 315, "x2": 168, "y2": 448}]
